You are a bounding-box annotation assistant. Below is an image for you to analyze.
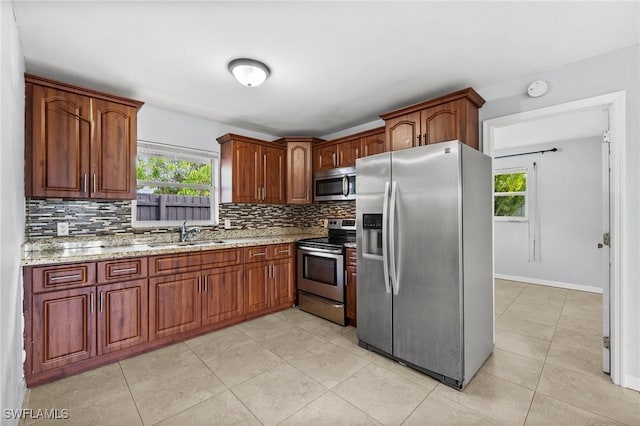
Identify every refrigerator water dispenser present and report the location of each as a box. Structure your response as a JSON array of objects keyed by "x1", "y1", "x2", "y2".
[{"x1": 362, "y1": 214, "x2": 383, "y2": 258}]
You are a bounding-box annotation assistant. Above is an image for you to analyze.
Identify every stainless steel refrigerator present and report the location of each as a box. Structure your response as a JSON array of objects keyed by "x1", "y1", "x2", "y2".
[{"x1": 356, "y1": 140, "x2": 493, "y2": 389}]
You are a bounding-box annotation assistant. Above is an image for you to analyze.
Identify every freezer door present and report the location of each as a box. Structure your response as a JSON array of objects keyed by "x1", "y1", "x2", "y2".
[
  {"x1": 356, "y1": 152, "x2": 393, "y2": 354},
  {"x1": 391, "y1": 142, "x2": 464, "y2": 382}
]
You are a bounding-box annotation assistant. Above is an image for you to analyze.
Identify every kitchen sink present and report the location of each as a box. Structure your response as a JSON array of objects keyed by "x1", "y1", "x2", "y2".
[{"x1": 146, "y1": 240, "x2": 227, "y2": 248}]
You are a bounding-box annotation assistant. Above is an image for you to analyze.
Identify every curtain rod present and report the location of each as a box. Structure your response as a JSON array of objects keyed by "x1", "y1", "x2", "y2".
[{"x1": 495, "y1": 148, "x2": 558, "y2": 159}]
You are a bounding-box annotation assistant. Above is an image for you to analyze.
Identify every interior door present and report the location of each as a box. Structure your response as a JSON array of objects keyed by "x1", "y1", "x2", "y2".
[{"x1": 601, "y1": 130, "x2": 611, "y2": 373}]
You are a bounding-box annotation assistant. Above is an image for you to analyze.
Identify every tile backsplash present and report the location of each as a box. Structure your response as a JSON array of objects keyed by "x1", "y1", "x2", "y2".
[{"x1": 25, "y1": 198, "x2": 355, "y2": 239}]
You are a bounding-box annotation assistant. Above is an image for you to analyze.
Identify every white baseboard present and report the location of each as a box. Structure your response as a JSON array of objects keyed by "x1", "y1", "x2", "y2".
[
  {"x1": 494, "y1": 274, "x2": 603, "y2": 294},
  {"x1": 623, "y1": 375, "x2": 640, "y2": 391}
]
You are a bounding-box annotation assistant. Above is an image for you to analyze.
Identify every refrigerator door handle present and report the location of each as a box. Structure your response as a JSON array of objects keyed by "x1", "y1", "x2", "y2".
[
  {"x1": 389, "y1": 180, "x2": 399, "y2": 295},
  {"x1": 382, "y1": 181, "x2": 391, "y2": 294}
]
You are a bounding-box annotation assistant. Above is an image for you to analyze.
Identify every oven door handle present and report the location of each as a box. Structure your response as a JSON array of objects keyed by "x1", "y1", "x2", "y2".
[
  {"x1": 342, "y1": 175, "x2": 349, "y2": 196},
  {"x1": 297, "y1": 246, "x2": 344, "y2": 256}
]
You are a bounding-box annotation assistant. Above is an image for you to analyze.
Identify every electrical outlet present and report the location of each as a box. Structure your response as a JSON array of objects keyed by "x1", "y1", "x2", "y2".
[
  {"x1": 322, "y1": 219, "x2": 328, "y2": 228},
  {"x1": 57, "y1": 222, "x2": 69, "y2": 236},
  {"x1": 224, "y1": 219, "x2": 231, "y2": 229}
]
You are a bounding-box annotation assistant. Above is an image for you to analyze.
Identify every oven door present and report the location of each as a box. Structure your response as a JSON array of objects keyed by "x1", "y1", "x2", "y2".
[{"x1": 297, "y1": 246, "x2": 345, "y2": 302}]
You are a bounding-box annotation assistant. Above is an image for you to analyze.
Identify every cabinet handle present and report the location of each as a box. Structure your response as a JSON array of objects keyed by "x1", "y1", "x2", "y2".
[
  {"x1": 332, "y1": 153, "x2": 337, "y2": 167},
  {"x1": 423, "y1": 133, "x2": 427, "y2": 145},
  {"x1": 416, "y1": 134, "x2": 421, "y2": 145},
  {"x1": 99, "y1": 291, "x2": 104, "y2": 313},
  {"x1": 252, "y1": 252, "x2": 266, "y2": 258},
  {"x1": 93, "y1": 174, "x2": 97, "y2": 193},
  {"x1": 89, "y1": 292, "x2": 94, "y2": 314},
  {"x1": 83, "y1": 174, "x2": 88, "y2": 193},
  {"x1": 203, "y1": 276, "x2": 207, "y2": 292},
  {"x1": 306, "y1": 188, "x2": 310, "y2": 201},
  {"x1": 111, "y1": 267, "x2": 137, "y2": 274},
  {"x1": 197, "y1": 276, "x2": 201, "y2": 293},
  {"x1": 276, "y1": 249, "x2": 290, "y2": 255},
  {"x1": 261, "y1": 187, "x2": 265, "y2": 201},
  {"x1": 356, "y1": 147, "x2": 359, "y2": 158},
  {"x1": 49, "y1": 273, "x2": 82, "y2": 282}
]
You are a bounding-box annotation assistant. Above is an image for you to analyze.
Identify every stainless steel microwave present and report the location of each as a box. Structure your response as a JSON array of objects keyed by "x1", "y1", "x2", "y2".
[{"x1": 314, "y1": 166, "x2": 356, "y2": 202}]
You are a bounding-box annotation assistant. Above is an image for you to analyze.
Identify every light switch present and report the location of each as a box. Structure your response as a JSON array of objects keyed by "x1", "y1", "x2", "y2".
[{"x1": 224, "y1": 219, "x2": 231, "y2": 229}]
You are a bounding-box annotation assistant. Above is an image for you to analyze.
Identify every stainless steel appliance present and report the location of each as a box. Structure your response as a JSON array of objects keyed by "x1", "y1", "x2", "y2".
[
  {"x1": 356, "y1": 141, "x2": 493, "y2": 390},
  {"x1": 297, "y1": 218, "x2": 356, "y2": 325},
  {"x1": 314, "y1": 167, "x2": 356, "y2": 202}
]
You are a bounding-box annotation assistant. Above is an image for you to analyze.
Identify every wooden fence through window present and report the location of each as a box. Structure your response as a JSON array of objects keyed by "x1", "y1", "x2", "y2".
[{"x1": 136, "y1": 194, "x2": 211, "y2": 221}]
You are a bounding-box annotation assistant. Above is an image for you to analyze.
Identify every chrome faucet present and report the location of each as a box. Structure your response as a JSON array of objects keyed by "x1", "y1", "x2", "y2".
[{"x1": 180, "y1": 220, "x2": 201, "y2": 242}]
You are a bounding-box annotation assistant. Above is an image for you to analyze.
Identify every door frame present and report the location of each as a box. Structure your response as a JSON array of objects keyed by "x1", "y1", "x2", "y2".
[{"x1": 482, "y1": 91, "x2": 626, "y2": 386}]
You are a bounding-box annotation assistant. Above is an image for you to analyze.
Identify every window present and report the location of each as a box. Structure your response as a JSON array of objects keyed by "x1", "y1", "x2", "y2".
[
  {"x1": 494, "y1": 168, "x2": 527, "y2": 220},
  {"x1": 132, "y1": 141, "x2": 218, "y2": 226}
]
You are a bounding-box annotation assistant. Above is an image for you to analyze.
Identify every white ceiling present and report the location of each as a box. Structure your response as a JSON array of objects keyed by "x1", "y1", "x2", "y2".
[{"x1": 12, "y1": 1, "x2": 640, "y2": 138}]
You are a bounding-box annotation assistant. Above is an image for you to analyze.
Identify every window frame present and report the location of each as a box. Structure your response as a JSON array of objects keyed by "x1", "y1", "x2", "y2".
[
  {"x1": 131, "y1": 141, "x2": 219, "y2": 228},
  {"x1": 493, "y1": 167, "x2": 528, "y2": 222}
]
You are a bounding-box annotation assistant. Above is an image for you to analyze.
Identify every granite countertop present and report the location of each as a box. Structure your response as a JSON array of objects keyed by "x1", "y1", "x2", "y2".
[{"x1": 22, "y1": 228, "x2": 326, "y2": 266}]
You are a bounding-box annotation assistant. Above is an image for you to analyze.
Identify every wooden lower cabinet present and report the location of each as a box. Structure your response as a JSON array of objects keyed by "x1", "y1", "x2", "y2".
[
  {"x1": 25, "y1": 243, "x2": 296, "y2": 386},
  {"x1": 202, "y1": 265, "x2": 244, "y2": 325},
  {"x1": 244, "y1": 244, "x2": 295, "y2": 316},
  {"x1": 97, "y1": 279, "x2": 148, "y2": 355},
  {"x1": 32, "y1": 287, "x2": 96, "y2": 373},
  {"x1": 346, "y1": 266, "x2": 357, "y2": 327},
  {"x1": 149, "y1": 272, "x2": 202, "y2": 340}
]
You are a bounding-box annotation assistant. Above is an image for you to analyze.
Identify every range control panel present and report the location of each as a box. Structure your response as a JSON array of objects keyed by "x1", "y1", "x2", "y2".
[{"x1": 327, "y1": 218, "x2": 356, "y2": 230}]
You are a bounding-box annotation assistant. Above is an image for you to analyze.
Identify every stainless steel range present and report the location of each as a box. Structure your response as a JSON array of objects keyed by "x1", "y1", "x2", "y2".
[{"x1": 297, "y1": 218, "x2": 356, "y2": 325}]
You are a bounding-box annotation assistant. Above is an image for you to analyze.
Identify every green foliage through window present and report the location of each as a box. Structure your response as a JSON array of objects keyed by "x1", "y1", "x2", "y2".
[
  {"x1": 136, "y1": 156, "x2": 212, "y2": 196},
  {"x1": 494, "y1": 170, "x2": 527, "y2": 218}
]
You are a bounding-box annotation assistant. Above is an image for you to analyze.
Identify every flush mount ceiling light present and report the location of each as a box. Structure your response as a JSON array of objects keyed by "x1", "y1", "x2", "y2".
[{"x1": 228, "y1": 58, "x2": 270, "y2": 87}]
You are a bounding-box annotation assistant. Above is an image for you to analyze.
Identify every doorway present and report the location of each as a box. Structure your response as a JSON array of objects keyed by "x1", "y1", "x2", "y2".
[{"x1": 482, "y1": 91, "x2": 625, "y2": 385}]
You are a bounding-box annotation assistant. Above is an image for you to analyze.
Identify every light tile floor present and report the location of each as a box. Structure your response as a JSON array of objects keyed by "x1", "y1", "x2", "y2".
[{"x1": 22, "y1": 279, "x2": 640, "y2": 425}]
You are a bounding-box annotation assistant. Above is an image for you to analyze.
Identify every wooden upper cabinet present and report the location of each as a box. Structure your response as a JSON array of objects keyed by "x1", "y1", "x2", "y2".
[
  {"x1": 218, "y1": 134, "x2": 285, "y2": 204},
  {"x1": 25, "y1": 74, "x2": 143, "y2": 200},
  {"x1": 381, "y1": 88, "x2": 485, "y2": 151},
  {"x1": 314, "y1": 143, "x2": 338, "y2": 172},
  {"x1": 278, "y1": 137, "x2": 320, "y2": 205},
  {"x1": 90, "y1": 99, "x2": 138, "y2": 199},
  {"x1": 385, "y1": 112, "x2": 421, "y2": 151},
  {"x1": 26, "y1": 84, "x2": 91, "y2": 198},
  {"x1": 336, "y1": 139, "x2": 359, "y2": 168},
  {"x1": 262, "y1": 145, "x2": 285, "y2": 204},
  {"x1": 361, "y1": 129, "x2": 386, "y2": 157}
]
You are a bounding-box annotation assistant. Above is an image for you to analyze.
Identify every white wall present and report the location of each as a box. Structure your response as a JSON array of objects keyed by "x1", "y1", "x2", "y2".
[
  {"x1": 493, "y1": 137, "x2": 603, "y2": 292},
  {"x1": 478, "y1": 44, "x2": 640, "y2": 390},
  {"x1": 137, "y1": 104, "x2": 278, "y2": 152},
  {"x1": 1, "y1": 2, "x2": 26, "y2": 424}
]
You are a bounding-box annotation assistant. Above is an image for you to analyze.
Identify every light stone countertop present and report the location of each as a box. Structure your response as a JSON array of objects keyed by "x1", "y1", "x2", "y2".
[
  {"x1": 343, "y1": 242, "x2": 357, "y2": 249},
  {"x1": 22, "y1": 228, "x2": 326, "y2": 266}
]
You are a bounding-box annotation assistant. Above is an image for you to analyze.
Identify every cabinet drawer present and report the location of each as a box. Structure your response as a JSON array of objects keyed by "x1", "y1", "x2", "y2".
[
  {"x1": 244, "y1": 246, "x2": 269, "y2": 263},
  {"x1": 97, "y1": 258, "x2": 147, "y2": 283},
  {"x1": 269, "y1": 244, "x2": 293, "y2": 260},
  {"x1": 31, "y1": 263, "x2": 96, "y2": 293},
  {"x1": 347, "y1": 248, "x2": 357, "y2": 267},
  {"x1": 149, "y1": 249, "x2": 241, "y2": 276}
]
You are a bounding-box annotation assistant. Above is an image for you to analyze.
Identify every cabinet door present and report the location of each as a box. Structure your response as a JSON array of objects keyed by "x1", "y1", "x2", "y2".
[
  {"x1": 314, "y1": 144, "x2": 337, "y2": 171},
  {"x1": 97, "y1": 279, "x2": 148, "y2": 355},
  {"x1": 421, "y1": 99, "x2": 464, "y2": 145},
  {"x1": 244, "y1": 261, "x2": 270, "y2": 314},
  {"x1": 202, "y1": 265, "x2": 244, "y2": 325},
  {"x1": 90, "y1": 99, "x2": 137, "y2": 199},
  {"x1": 27, "y1": 84, "x2": 91, "y2": 198},
  {"x1": 262, "y1": 145, "x2": 285, "y2": 204},
  {"x1": 149, "y1": 272, "x2": 202, "y2": 340},
  {"x1": 361, "y1": 132, "x2": 386, "y2": 157},
  {"x1": 346, "y1": 266, "x2": 357, "y2": 327},
  {"x1": 336, "y1": 140, "x2": 359, "y2": 167},
  {"x1": 232, "y1": 141, "x2": 261, "y2": 203},
  {"x1": 271, "y1": 258, "x2": 294, "y2": 307},
  {"x1": 32, "y1": 287, "x2": 96, "y2": 373},
  {"x1": 385, "y1": 112, "x2": 421, "y2": 151},
  {"x1": 286, "y1": 141, "x2": 312, "y2": 204}
]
